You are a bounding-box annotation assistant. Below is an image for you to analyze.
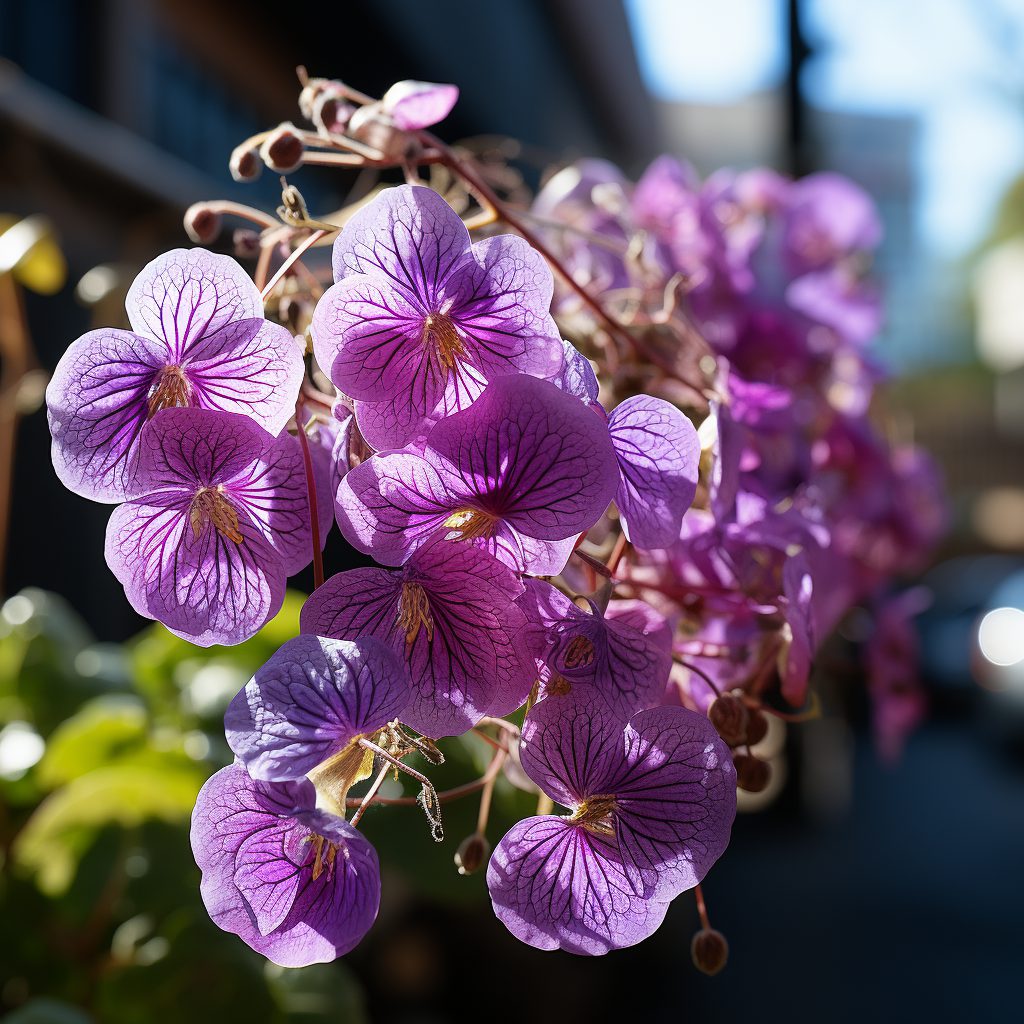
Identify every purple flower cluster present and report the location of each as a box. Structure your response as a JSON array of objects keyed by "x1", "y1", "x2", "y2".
[{"x1": 46, "y1": 76, "x2": 943, "y2": 969}]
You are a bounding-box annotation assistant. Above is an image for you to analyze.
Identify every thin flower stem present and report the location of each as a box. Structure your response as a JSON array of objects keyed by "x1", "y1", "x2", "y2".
[
  {"x1": 694, "y1": 882, "x2": 712, "y2": 931},
  {"x1": 254, "y1": 241, "x2": 275, "y2": 293},
  {"x1": 196, "y1": 200, "x2": 280, "y2": 230},
  {"x1": 475, "y1": 749, "x2": 506, "y2": 834},
  {"x1": 294, "y1": 400, "x2": 324, "y2": 590},
  {"x1": 349, "y1": 762, "x2": 391, "y2": 828},
  {"x1": 260, "y1": 229, "x2": 326, "y2": 302},
  {"x1": 607, "y1": 533, "x2": 630, "y2": 575},
  {"x1": 675, "y1": 656, "x2": 723, "y2": 698}
]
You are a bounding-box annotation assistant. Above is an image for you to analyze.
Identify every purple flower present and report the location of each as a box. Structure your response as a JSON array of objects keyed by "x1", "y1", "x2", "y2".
[
  {"x1": 301, "y1": 540, "x2": 536, "y2": 738},
  {"x1": 47, "y1": 248, "x2": 304, "y2": 501},
  {"x1": 225, "y1": 635, "x2": 410, "y2": 781},
  {"x1": 608, "y1": 395, "x2": 700, "y2": 549},
  {"x1": 487, "y1": 696, "x2": 736, "y2": 954},
  {"x1": 336, "y1": 374, "x2": 619, "y2": 575},
  {"x1": 105, "y1": 408, "x2": 316, "y2": 646},
  {"x1": 191, "y1": 763, "x2": 379, "y2": 967},
  {"x1": 523, "y1": 580, "x2": 671, "y2": 716},
  {"x1": 381, "y1": 80, "x2": 459, "y2": 130},
  {"x1": 312, "y1": 185, "x2": 563, "y2": 449}
]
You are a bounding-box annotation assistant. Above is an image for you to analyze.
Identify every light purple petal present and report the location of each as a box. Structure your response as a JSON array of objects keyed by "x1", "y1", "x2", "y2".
[
  {"x1": 191, "y1": 764, "x2": 380, "y2": 967},
  {"x1": 105, "y1": 495, "x2": 284, "y2": 647},
  {"x1": 225, "y1": 634, "x2": 410, "y2": 780},
  {"x1": 381, "y1": 80, "x2": 459, "y2": 130},
  {"x1": 46, "y1": 328, "x2": 167, "y2": 501},
  {"x1": 608, "y1": 395, "x2": 699, "y2": 550},
  {"x1": 181, "y1": 316, "x2": 304, "y2": 436},
  {"x1": 330, "y1": 185, "x2": 469, "y2": 297},
  {"x1": 487, "y1": 816, "x2": 669, "y2": 955},
  {"x1": 126, "y1": 248, "x2": 262, "y2": 359},
  {"x1": 548, "y1": 339, "x2": 599, "y2": 403}
]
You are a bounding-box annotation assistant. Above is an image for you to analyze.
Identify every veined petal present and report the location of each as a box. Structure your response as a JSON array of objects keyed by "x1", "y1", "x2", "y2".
[
  {"x1": 608, "y1": 395, "x2": 699, "y2": 550},
  {"x1": 382, "y1": 80, "x2": 459, "y2": 130},
  {"x1": 335, "y1": 451, "x2": 459, "y2": 565},
  {"x1": 126, "y1": 248, "x2": 262, "y2": 359},
  {"x1": 225, "y1": 635, "x2": 409, "y2": 781},
  {"x1": 183, "y1": 316, "x2": 304, "y2": 436},
  {"x1": 487, "y1": 816, "x2": 669, "y2": 955},
  {"x1": 46, "y1": 328, "x2": 167, "y2": 502},
  {"x1": 105, "y1": 494, "x2": 284, "y2": 647},
  {"x1": 331, "y1": 184, "x2": 469, "y2": 301}
]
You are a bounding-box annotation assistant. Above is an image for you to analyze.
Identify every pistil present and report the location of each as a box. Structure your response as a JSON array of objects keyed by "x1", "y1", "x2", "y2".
[
  {"x1": 148, "y1": 365, "x2": 193, "y2": 417},
  {"x1": 423, "y1": 312, "x2": 465, "y2": 371},
  {"x1": 190, "y1": 486, "x2": 244, "y2": 543},
  {"x1": 397, "y1": 581, "x2": 433, "y2": 645},
  {"x1": 443, "y1": 507, "x2": 497, "y2": 542}
]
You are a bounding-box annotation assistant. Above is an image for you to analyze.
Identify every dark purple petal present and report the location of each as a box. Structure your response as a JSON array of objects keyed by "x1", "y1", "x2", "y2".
[
  {"x1": 608, "y1": 395, "x2": 699, "y2": 550},
  {"x1": 487, "y1": 816, "x2": 669, "y2": 955},
  {"x1": 381, "y1": 80, "x2": 459, "y2": 130},
  {"x1": 191, "y1": 763, "x2": 380, "y2": 967},
  {"x1": 126, "y1": 248, "x2": 263, "y2": 358},
  {"x1": 225, "y1": 635, "x2": 410, "y2": 780},
  {"x1": 46, "y1": 329, "x2": 166, "y2": 501},
  {"x1": 301, "y1": 540, "x2": 535, "y2": 737},
  {"x1": 608, "y1": 706, "x2": 737, "y2": 901}
]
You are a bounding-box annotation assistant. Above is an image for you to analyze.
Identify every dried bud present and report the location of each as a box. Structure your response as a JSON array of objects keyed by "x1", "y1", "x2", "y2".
[
  {"x1": 183, "y1": 203, "x2": 222, "y2": 245},
  {"x1": 708, "y1": 695, "x2": 749, "y2": 746},
  {"x1": 279, "y1": 293, "x2": 313, "y2": 335},
  {"x1": 232, "y1": 229, "x2": 261, "y2": 261},
  {"x1": 733, "y1": 753, "x2": 771, "y2": 793},
  {"x1": 298, "y1": 77, "x2": 329, "y2": 120},
  {"x1": 691, "y1": 927, "x2": 729, "y2": 975},
  {"x1": 744, "y1": 709, "x2": 769, "y2": 746},
  {"x1": 454, "y1": 832, "x2": 490, "y2": 876},
  {"x1": 348, "y1": 103, "x2": 413, "y2": 162},
  {"x1": 260, "y1": 123, "x2": 305, "y2": 174},
  {"x1": 313, "y1": 89, "x2": 355, "y2": 135},
  {"x1": 230, "y1": 145, "x2": 262, "y2": 183}
]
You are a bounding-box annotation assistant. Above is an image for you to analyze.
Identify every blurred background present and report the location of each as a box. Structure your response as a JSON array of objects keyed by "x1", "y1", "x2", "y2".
[{"x1": 1, "y1": 0, "x2": 1023, "y2": 1021}]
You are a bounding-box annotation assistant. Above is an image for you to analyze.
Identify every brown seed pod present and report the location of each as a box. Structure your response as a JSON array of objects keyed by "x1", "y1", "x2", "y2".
[
  {"x1": 733, "y1": 753, "x2": 771, "y2": 793},
  {"x1": 691, "y1": 927, "x2": 729, "y2": 975},
  {"x1": 708, "y1": 694, "x2": 749, "y2": 746}
]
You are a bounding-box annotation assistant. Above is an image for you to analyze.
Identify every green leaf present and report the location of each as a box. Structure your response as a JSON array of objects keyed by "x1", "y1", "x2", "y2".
[{"x1": 12, "y1": 764, "x2": 205, "y2": 895}]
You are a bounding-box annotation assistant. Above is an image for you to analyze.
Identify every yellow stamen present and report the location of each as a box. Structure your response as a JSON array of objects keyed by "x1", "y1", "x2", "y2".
[
  {"x1": 147, "y1": 365, "x2": 192, "y2": 417},
  {"x1": 190, "y1": 486, "x2": 243, "y2": 543},
  {"x1": 570, "y1": 794, "x2": 617, "y2": 836},
  {"x1": 423, "y1": 312, "x2": 465, "y2": 371},
  {"x1": 443, "y1": 507, "x2": 496, "y2": 542},
  {"x1": 398, "y1": 581, "x2": 433, "y2": 646},
  {"x1": 306, "y1": 833, "x2": 339, "y2": 880}
]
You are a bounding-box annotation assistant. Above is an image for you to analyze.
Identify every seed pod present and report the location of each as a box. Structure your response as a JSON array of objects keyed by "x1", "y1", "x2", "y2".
[
  {"x1": 691, "y1": 927, "x2": 729, "y2": 975},
  {"x1": 260, "y1": 123, "x2": 304, "y2": 174},
  {"x1": 454, "y1": 832, "x2": 490, "y2": 876},
  {"x1": 733, "y1": 753, "x2": 771, "y2": 793},
  {"x1": 229, "y1": 145, "x2": 262, "y2": 183},
  {"x1": 708, "y1": 694, "x2": 749, "y2": 746},
  {"x1": 183, "y1": 203, "x2": 222, "y2": 245},
  {"x1": 233, "y1": 229, "x2": 261, "y2": 261},
  {"x1": 744, "y1": 708, "x2": 769, "y2": 746}
]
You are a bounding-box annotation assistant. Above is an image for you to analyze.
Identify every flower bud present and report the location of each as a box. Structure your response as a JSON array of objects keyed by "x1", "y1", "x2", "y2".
[
  {"x1": 733, "y1": 753, "x2": 771, "y2": 793},
  {"x1": 260, "y1": 123, "x2": 304, "y2": 174},
  {"x1": 454, "y1": 832, "x2": 490, "y2": 876},
  {"x1": 183, "y1": 203, "x2": 222, "y2": 245},
  {"x1": 313, "y1": 89, "x2": 355, "y2": 135},
  {"x1": 744, "y1": 709, "x2": 769, "y2": 746},
  {"x1": 691, "y1": 927, "x2": 729, "y2": 975},
  {"x1": 232, "y1": 229, "x2": 261, "y2": 261},
  {"x1": 230, "y1": 145, "x2": 262, "y2": 182},
  {"x1": 708, "y1": 694, "x2": 748, "y2": 746}
]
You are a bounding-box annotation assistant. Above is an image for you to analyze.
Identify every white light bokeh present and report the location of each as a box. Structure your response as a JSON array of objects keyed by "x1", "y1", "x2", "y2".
[{"x1": 978, "y1": 607, "x2": 1024, "y2": 666}]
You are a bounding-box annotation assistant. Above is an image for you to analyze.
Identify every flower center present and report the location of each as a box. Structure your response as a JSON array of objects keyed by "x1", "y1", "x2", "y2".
[
  {"x1": 570, "y1": 794, "x2": 617, "y2": 836},
  {"x1": 305, "y1": 833, "x2": 339, "y2": 881},
  {"x1": 423, "y1": 312, "x2": 465, "y2": 372},
  {"x1": 443, "y1": 507, "x2": 497, "y2": 542},
  {"x1": 562, "y1": 634, "x2": 596, "y2": 669},
  {"x1": 398, "y1": 581, "x2": 433, "y2": 646},
  {"x1": 148, "y1": 365, "x2": 193, "y2": 418},
  {"x1": 190, "y1": 486, "x2": 243, "y2": 543}
]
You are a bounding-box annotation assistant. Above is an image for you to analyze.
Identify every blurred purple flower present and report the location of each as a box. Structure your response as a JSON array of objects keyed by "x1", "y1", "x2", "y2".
[{"x1": 381, "y1": 80, "x2": 459, "y2": 130}]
